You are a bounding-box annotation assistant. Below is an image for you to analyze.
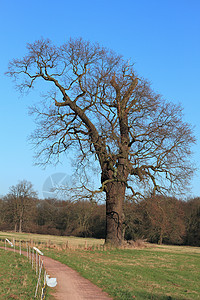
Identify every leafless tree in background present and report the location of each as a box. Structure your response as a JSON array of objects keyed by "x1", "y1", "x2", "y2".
[
  {"x1": 6, "y1": 180, "x2": 37, "y2": 232},
  {"x1": 7, "y1": 38, "x2": 196, "y2": 245}
]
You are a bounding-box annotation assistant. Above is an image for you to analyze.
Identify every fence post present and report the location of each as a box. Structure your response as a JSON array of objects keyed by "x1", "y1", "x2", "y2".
[
  {"x1": 34, "y1": 260, "x2": 43, "y2": 298},
  {"x1": 40, "y1": 270, "x2": 47, "y2": 300},
  {"x1": 26, "y1": 242, "x2": 28, "y2": 258},
  {"x1": 13, "y1": 238, "x2": 15, "y2": 253},
  {"x1": 38, "y1": 254, "x2": 40, "y2": 274},
  {"x1": 36, "y1": 252, "x2": 38, "y2": 275},
  {"x1": 32, "y1": 248, "x2": 34, "y2": 269},
  {"x1": 29, "y1": 246, "x2": 31, "y2": 263}
]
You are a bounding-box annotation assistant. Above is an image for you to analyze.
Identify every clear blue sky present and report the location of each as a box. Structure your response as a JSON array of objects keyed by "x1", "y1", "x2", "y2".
[{"x1": 0, "y1": 0, "x2": 200, "y2": 198}]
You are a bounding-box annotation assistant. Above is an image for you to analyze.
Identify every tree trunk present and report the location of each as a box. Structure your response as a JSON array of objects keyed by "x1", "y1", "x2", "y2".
[
  {"x1": 19, "y1": 218, "x2": 22, "y2": 233},
  {"x1": 105, "y1": 181, "x2": 126, "y2": 246},
  {"x1": 158, "y1": 228, "x2": 163, "y2": 245},
  {"x1": 19, "y1": 210, "x2": 23, "y2": 233}
]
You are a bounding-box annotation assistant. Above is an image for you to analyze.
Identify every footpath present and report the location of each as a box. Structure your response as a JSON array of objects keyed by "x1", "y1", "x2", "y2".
[{"x1": 1, "y1": 246, "x2": 112, "y2": 300}]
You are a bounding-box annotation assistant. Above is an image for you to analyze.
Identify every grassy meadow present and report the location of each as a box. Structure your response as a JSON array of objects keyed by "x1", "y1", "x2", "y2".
[
  {"x1": 0, "y1": 231, "x2": 200, "y2": 299},
  {"x1": 0, "y1": 248, "x2": 39, "y2": 299},
  {"x1": 46, "y1": 246, "x2": 200, "y2": 300},
  {"x1": 0, "y1": 231, "x2": 104, "y2": 247}
]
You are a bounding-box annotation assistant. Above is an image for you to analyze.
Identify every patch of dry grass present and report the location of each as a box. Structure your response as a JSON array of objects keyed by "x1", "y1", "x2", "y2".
[{"x1": 0, "y1": 231, "x2": 104, "y2": 248}]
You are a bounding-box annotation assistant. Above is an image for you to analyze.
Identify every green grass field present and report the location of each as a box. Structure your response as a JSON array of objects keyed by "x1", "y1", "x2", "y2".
[
  {"x1": 46, "y1": 246, "x2": 200, "y2": 300},
  {"x1": 0, "y1": 249, "x2": 38, "y2": 299},
  {"x1": 0, "y1": 232, "x2": 199, "y2": 299}
]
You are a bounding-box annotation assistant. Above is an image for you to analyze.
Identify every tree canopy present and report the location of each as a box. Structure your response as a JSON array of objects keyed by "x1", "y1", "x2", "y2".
[{"x1": 7, "y1": 38, "x2": 196, "y2": 245}]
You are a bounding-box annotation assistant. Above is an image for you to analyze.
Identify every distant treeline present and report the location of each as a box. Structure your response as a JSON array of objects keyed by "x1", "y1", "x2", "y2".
[{"x1": 0, "y1": 194, "x2": 199, "y2": 246}]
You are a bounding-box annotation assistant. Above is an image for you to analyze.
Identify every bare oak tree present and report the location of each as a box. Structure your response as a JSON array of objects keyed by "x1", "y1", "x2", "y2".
[{"x1": 7, "y1": 38, "x2": 196, "y2": 245}]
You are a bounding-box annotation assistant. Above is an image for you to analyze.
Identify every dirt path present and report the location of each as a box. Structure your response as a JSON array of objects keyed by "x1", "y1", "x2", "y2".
[
  {"x1": 0, "y1": 247, "x2": 112, "y2": 300},
  {"x1": 42, "y1": 255, "x2": 112, "y2": 300}
]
